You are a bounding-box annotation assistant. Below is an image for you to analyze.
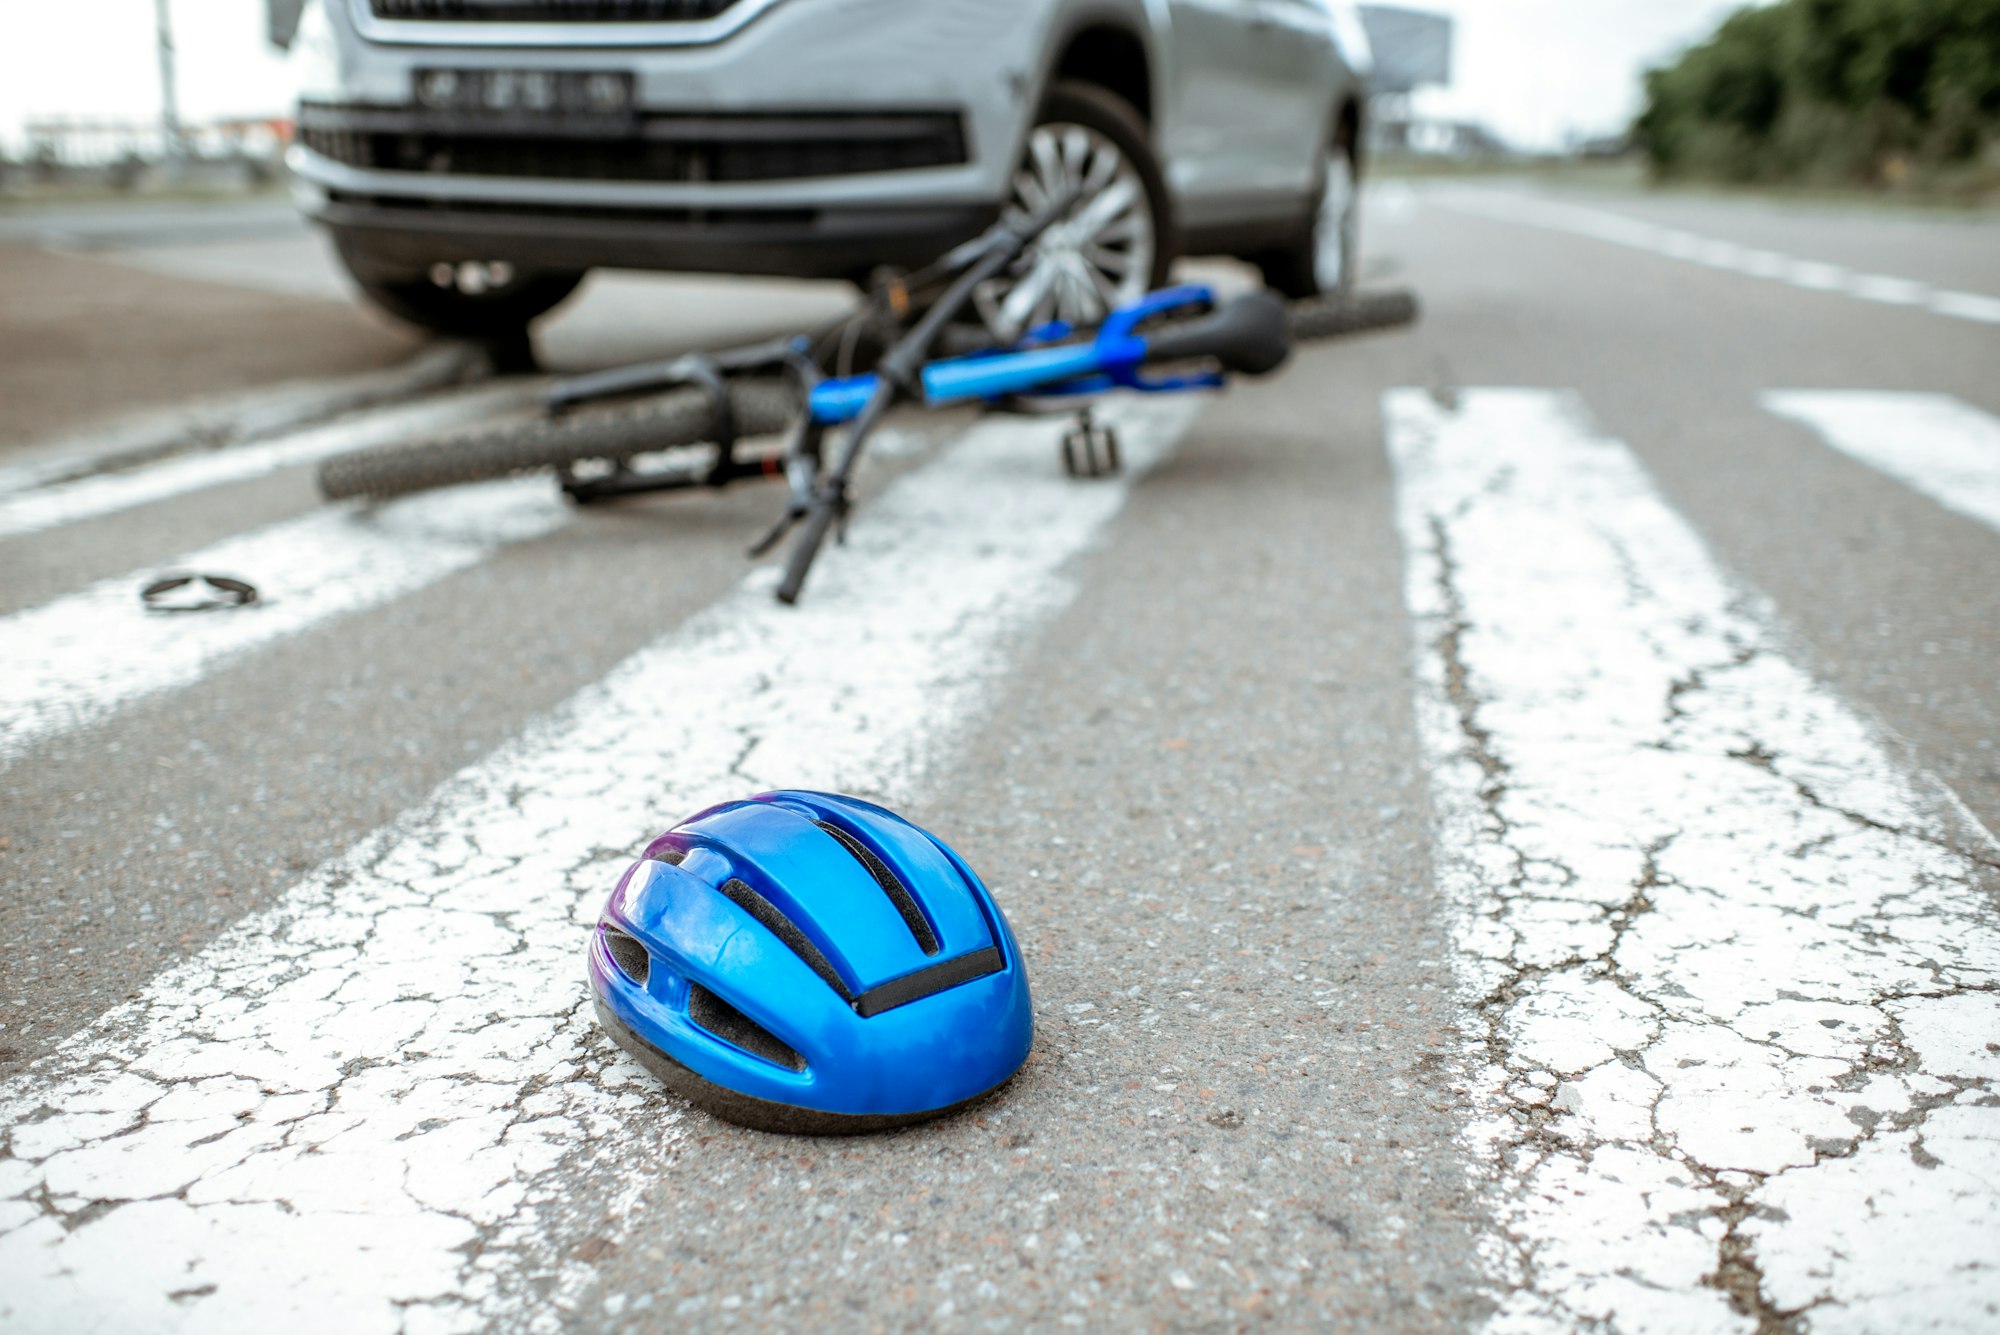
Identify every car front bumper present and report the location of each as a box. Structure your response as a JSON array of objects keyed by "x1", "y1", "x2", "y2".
[{"x1": 302, "y1": 174, "x2": 999, "y2": 279}]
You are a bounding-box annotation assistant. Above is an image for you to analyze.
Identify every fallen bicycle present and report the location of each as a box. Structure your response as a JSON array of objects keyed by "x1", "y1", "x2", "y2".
[{"x1": 319, "y1": 196, "x2": 1417, "y2": 604}]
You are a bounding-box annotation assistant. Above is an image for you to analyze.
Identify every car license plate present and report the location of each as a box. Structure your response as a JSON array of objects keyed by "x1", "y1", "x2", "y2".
[{"x1": 413, "y1": 69, "x2": 636, "y2": 122}]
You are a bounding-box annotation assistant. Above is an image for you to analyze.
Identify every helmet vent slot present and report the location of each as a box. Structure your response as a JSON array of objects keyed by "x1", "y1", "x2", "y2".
[
  {"x1": 653, "y1": 846, "x2": 688, "y2": 866},
  {"x1": 688, "y1": 983, "x2": 806, "y2": 1073},
  {"x1": 813, "y1": 820, "x2": 940, "y2": 956},
  {"x1": 717, "y1": 878, "x2": 854, "y2": 1002},
  {"x1": 600, "y1": 927, "x2": 651, "y2": 986},
  {"x1": 853, "y1": 946, "x2": 1005, "y2": 1018}
]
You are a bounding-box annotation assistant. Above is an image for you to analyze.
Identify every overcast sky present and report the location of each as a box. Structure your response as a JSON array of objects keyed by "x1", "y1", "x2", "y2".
[
  {"x1": 1411, "y1": 0, "x2": 1751, "y2": 147},
  {"x1": 0, "y1": 0, "x2": 1753, "y2": 154}
]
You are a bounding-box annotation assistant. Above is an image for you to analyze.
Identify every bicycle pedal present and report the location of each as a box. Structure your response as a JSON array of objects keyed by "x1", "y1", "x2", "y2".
[{"x1": 1059, "y1": 412, "x2": 1121, "y2": 479}]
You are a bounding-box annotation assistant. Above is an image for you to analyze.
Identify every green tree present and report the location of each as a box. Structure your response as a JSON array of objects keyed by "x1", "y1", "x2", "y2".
[{"x1": 1636, "y1": 0, "x2": 2000, "y2": 188}]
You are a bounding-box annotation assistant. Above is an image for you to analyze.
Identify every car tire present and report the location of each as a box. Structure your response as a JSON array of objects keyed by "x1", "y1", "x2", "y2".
[
  {"x1": 334, "y1": 238, "x2": 586, "y2": 338},
  {"x1": 1257, "y1": 116, "x2": 1360, "y2": 302},
  {"x1": 974, "y1": 81, "x2": 1177, "y2": 340}
]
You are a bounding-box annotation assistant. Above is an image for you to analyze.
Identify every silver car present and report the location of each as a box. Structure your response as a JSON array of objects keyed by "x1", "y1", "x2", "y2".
[{"x1": 287, "y1": 0, "x2": 1372, "y2": 336}]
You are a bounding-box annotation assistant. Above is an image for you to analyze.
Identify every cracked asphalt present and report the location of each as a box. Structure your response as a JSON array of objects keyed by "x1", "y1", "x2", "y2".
[
  {"x1": 2, "y1": 183, "x2": 1998, "y2": 1332},
  {"x1": 1389, "y1": 385, "x2": 2000, "y2": 1331}
]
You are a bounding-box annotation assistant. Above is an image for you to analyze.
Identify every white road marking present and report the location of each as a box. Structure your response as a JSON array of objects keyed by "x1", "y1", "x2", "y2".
[
  {"x1": 0, "y1": 479, "x2": 573, "y2": 763},
  {"x1": 1431, "y1": 189, "x2": 2000, "y2": 326},
  {"x1": 0, "y1": 386, "x2": 532, "y2": 540},
  {"x1": 1385, "y1": 388, "x2": 2000, "y2": 1333},
  {"x1": 0, "y1": 395, "x2": 1202, "y2": 1335},
  {"x1": 1763, "y1": 391, "x2": 2000, "y2": 535}
]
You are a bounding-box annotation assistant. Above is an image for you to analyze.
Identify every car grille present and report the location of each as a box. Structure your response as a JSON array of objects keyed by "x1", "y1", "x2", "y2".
[
  {"x1": 299, "y1": 109, "x2": 968, "y2": 184},
  {"x1": 368, "y1": 1, "x2": 743, "y2": 20}
]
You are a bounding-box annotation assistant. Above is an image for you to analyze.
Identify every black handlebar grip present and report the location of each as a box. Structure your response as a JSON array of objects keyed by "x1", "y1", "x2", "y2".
[
  {"x1": 1287, "y1": 288, "x2": 1420, "y2": 343},
  {"x1": 1141, "y1": 291, "x2": 1293, "y2": 377}
]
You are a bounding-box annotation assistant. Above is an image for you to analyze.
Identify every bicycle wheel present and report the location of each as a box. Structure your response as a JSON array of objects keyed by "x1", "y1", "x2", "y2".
[
  {"x1": 318, "y1": 377, "x2": 801, "y2": 502},
  {"x1": 1285, "y1": 288, "x2": 1420, "y2": 344}
]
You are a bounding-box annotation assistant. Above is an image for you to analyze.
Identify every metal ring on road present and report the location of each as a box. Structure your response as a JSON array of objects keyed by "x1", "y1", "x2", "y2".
[{"x1": 141, "y1": 573, "x2": 260, "y2": 614}]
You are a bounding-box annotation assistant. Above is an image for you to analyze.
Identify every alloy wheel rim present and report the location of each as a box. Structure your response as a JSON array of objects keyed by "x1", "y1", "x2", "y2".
[{"x1": 975, "y1": 121, "x2": 1156, "y2": 342}]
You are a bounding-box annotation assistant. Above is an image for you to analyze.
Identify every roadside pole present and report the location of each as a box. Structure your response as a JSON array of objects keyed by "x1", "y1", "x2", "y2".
[{"x1": 154, "y1": 0, "x2": 186, "y2": 172}]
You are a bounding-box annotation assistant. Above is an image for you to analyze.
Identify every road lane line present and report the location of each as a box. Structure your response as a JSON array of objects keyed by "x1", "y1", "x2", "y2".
[
  {"x1": 1430, "y1": 189, "x2": 2000, "y2": 326},
  {"x1": 0, "y1": 395, "x2": 1201, "y2": 1335},
  {"x1": 0, "y1": 479, "x2": 573, "y2": 763},
  {"x1": 0, "y1": 386, "x2": 533, "y2": 540},
  {"x1": 1385, "y1": 388, "x2": 2000, "y2": 1333},
  {"x1": 1762, "y1": 391, "x2": 2000, "y2": 536}
]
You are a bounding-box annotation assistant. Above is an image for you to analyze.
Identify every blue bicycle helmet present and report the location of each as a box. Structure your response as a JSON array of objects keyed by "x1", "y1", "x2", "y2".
[{"x1": 588, "y1": 790, "x2": 1033, "y2": 1134}]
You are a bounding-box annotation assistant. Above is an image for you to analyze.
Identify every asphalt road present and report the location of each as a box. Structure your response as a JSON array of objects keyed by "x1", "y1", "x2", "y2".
[{"x1": 1, "y1": 181, "x2": 1997, "y2": 1334}]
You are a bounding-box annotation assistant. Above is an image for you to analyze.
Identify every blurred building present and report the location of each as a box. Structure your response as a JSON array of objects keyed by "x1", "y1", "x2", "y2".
[
  {"x1": 1359, "y1": 4, "x2": 1454, "y2": 96},
  {"x1": 9, "y1": 117, "x2": 291, "y2": 192},
  {"x1": 1357, "y1": 5, "x2": 1505, "y2": 160}
]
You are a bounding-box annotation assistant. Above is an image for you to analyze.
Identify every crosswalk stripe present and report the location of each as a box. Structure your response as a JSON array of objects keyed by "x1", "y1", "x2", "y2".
[
  {"x1": 0, "y1": 394, "x2": 1202, "y2": 1334},
  {"x1": 0, "y1": 478, "x2": 572, "y2": 763},
  {"x1": 1385, "y1": 387, "x2": 2000, "y2": 1333},
  {"x1": 0, "y1": 386, "x2": 533, "y2": 540},
  {"x1": 1432, "y1": 189, "x2": 2000, "y2": 326},
  {"x1": 1762, "y1": 391, "x2": 2000, "y2": 536}
]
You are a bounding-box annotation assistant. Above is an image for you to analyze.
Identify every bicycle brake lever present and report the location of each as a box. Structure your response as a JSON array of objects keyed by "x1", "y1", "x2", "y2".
[{"x1": 747, "y1": 411, "x2": 827, "y2": 558}]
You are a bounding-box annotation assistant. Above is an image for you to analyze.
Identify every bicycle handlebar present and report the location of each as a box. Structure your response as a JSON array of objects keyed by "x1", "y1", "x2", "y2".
[
  {"x1": 806, "y1": 285, "x2": 1292, "y2": 425},
  {"x1": 1138, "y1": 290, "x2": 1291, "y2": 376},
  {"x1": 774, "y1": 282, "x2": 1300, "y2": 603}
]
